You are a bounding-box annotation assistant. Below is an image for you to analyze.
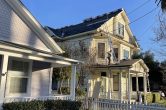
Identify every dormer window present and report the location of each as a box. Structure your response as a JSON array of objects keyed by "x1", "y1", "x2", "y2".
[{"x1": 118, "y1": 22, "x2": 124, "y2": 37}]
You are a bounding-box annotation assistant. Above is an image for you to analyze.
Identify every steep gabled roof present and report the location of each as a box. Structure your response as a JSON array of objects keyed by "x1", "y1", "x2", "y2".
[
  {"x1": 46, "y1": 9, "x2": 123, "y2": 38},
  {"x1": 5, "y1": 0, "x2": 64, "y2": 54}
]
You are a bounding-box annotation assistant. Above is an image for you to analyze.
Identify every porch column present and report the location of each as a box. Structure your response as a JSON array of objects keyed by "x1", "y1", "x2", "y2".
[
  {"x1": 0, "y1": 55, "x2": 9, "y2": 106},
  {"x1": 128, "y1": 69, "x2": 131, "y2": 102},
  {"x1": 70, "y1": 65, "x2": 76, "y2": 100},
  {"x1": 136, "y1": 73, "x2": 139, "y2": 92},
  {"x1": 108, "y1": 71, "x2": 112, "y2": 99},
  {"x1": 119, "y1": 71, "x2": 122, "y2": 101},
  {"x1": 143, "y1": 73, "x2": 147, "y2": 103}
]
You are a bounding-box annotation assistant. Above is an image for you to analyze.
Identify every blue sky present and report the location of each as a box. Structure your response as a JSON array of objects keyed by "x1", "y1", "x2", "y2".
[{"x1": 22, "y1": 0, "x2": 164, "y2": 61}]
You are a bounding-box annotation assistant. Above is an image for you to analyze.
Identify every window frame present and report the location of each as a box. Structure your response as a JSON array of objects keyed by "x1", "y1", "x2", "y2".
[
  {"x1": 117, "y1": 22, "x2": 124, "y2": 37},
  {"x1": 97, "y1": 43, "x2": 106, "y2": 59},
  {"x1": 113, "y1": 75, "x2": 119, "y2": 91},
  {"x1": 123, "y1": 49, "x2": 129, "y2": 59},
  {"x1": 6, "y1": 58, "x2": 32, "y2": 97}
]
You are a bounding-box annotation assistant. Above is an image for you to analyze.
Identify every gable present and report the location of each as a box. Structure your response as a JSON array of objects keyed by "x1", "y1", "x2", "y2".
[
  {"x1": 0, "y1": 0, "x2": 52, "y2": 52},
  {"x1": 98, "y1": 10, "x2": 139, "y2": 48}
]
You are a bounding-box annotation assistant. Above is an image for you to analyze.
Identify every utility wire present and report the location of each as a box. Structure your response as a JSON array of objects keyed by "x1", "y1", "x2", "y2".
[
  {"x1": 127, "y1": 0, "x2": 152, "y2": 15},
  {"x1": 108, "y1": 6, "x2": 159, "y2": 34},
  {"x1": 129, "y1": 7, "x2": 158, "y2": 25}
]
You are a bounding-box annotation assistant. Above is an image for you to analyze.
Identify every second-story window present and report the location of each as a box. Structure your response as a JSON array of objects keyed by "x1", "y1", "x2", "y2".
[
  {"x1": 118, "y1": 22, "x2": 124, "y2": 37},
  {"x1": 113, "y1": 48, "x2": 119, "y2": 60},
  {"x1": 123, "y1": 49, "x2": 129, "y2": 59},
  {"x1": 98, "y1": 43, "x2": 105, "y2": 59}
]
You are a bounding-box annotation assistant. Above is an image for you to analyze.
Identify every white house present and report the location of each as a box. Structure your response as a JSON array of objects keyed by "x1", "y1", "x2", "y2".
[{"x1": 0, "y1": 0, "x2": 80, "y2": 108}]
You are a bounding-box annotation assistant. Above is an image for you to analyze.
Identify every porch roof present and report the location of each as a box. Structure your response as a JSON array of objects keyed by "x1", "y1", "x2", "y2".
[
  {"x1": 91, "y1": 59, "x2": 149, "y2": 72},
  {"x1": 0, "y1": 40, "x2": 82, "y2": 65}
]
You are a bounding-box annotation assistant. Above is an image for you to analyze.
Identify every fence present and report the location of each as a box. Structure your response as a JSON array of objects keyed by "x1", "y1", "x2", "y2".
[
  {"x1": 4, "y1": 95, "x2": 71, "y2": 103},
  {"x1": 82, "y1": 98, "x2": 166, "y2": 110}
]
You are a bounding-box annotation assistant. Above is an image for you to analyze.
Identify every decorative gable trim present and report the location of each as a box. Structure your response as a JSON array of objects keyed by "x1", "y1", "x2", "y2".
[{"x1": 5, "y1": 0, "x2": 64, "y2": 54}]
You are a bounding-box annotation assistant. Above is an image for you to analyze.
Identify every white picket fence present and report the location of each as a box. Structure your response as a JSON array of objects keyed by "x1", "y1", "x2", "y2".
[
  {"x1": 4, "y1": 95, "x2": 71, "y2": 103},
  {"x1": 83, "y1": 98, "x2": 166, "y2": 110}
]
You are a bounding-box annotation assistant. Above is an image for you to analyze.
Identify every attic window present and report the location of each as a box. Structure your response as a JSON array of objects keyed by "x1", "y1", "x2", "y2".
[{"x1": 117, "y1": 22, "x2": 124, "y2": 37}]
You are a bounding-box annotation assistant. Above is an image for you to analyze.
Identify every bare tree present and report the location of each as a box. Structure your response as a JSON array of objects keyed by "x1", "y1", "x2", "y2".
[
  {"x1": 154, "y1": 14, "x2": 166, "y2": 55},
  {"x1": 155, "y1": 0, "x2": 166, "y2": 11}
]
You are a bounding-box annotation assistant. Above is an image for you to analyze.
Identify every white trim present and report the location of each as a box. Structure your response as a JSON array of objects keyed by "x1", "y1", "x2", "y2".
[
  {"x1": 0, "y1": 55, "x2": 9, "y2": 104},
  {"x1": 0, "y1": 50, "x2": 79, "y2": 67},
  {"x1": 0, "y1": 43, "x2": 81, "y2": 64},
  {"x1": 49, "y1": 67, "x2": 53, "y2": 95},
  {"x1": 5, "y1": 0, "x2": 64, "y2": 54}
]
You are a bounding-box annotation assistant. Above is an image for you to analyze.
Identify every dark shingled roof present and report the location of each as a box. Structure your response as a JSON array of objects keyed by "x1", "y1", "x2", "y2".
[{"x1": 47, "y1": 8, "x2": 123, "y2": 38}]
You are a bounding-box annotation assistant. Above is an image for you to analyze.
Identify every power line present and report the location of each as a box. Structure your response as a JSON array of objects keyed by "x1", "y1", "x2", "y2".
[
  {"x1": 129, "y1": 7, "x2": 158, "y2": 25},
  {"x1": 109, "y1": 6, "x2": 158, "y2": 34},
  {"x1": 127, "y1": 0, "x2": 152, "y2": 15}
]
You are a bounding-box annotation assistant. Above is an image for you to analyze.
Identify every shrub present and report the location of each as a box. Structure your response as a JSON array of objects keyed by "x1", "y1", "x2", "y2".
[
  {"x1": 3, "y1": 100, "x2": 82, "y2": 110},
  {"x1": 146, "y1": 93, "x2": 153, "y2": 103},
  {"x1": 58, "y1": 87, "x2": 70, "y2": 95},
  {"x1": 153, "y1": 92, "x2": 161, "y2": 103}
]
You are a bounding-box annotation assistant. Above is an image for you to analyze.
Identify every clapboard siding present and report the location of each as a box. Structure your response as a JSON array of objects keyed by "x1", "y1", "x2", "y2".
[
  {"x1": 0, "y1": 0, "x2": 51, "y2": 52},
  {"x1": 31, "y1": 61, "x2": 51, "y2": 97}
]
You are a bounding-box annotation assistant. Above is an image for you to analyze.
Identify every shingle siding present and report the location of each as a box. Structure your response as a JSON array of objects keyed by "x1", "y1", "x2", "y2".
[{"x1": 0, "y1": 0, "x2": 51, "y2": 52}]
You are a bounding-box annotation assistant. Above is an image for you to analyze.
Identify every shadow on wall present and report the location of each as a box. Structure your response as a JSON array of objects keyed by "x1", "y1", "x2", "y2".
[{"x1": 32, "y1": 61, "x2": 51, "y2": 96}]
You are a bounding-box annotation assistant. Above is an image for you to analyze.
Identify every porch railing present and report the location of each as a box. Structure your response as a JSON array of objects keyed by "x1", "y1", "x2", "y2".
[
  {"x1": 4, "y1": 95, "x2": 71, "y2": 103},
  {"x1": 87, "y1": 98, "x2": 166, "y2": 110}
]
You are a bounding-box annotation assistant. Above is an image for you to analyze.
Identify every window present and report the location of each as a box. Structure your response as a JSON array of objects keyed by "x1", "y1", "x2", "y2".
[
  {"x1": 98, "y1": 43, "x2": 105, "y2": 58},
  {"x1": 123, "y1": 50, "x2": 129, "y2": 59},
  {"x1": 113, "y1": 75, "x2": 119, "y2": 91},
  {"x1": 8, "y1": 59, "x2": 30, "y2": 94},
  {"x1": 118, "y1": 22, "x2": 124, "y2": 37},
  {"x1": 113, "y1": 48, "x2": 119, "y2": 60},
  {"x1": 101, "y1": 72, "x2": 106, "y2": 77}
]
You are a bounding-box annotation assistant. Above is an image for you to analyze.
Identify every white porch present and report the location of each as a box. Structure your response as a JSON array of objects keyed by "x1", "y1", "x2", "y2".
[
  {"x1": 0, "y1": 43, "x2": 79, "y2": 107},
  {"x1": 88, "y1": 59, "x2": 150, "y2": 103}
]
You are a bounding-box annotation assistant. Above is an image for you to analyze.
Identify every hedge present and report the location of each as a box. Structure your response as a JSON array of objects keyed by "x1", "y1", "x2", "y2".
[
  {"x1": 153, "y1": 92, "x2": 161, "y2": 103},
  {"x1": 3, "y1": 100, "x2": 82, "y2": 110}
]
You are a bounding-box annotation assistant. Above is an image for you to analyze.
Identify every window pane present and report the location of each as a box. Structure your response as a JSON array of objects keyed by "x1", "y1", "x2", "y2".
[
  {"x1": 98, "y1": 43, "x2": 105, "y2": 58},
  {"x1": 9, "y1": 77, "x2": 28, "y2": 93},
  {"x1": 113, "y1": 48, "x2": 119, "y2": 59},
  {"x1": 10, "y1": 60, "x2": 29, "y2": 76},
  {"x1": 123, "y1": 50, "x2": 129, "y2": 59},
  {"x1": 113, "y1": 75, "x2": 119, "y2": 91},
  {"x1": 118, "y1": 23, "x2": 124, "y2": 36}
]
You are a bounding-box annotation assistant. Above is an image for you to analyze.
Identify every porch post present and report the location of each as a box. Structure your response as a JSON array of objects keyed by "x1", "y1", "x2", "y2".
[
  {"x1": 136, "y1": 73, "x2": 139, "y2": 92},
  {"x1": 119, "y1": 71, "x2": 122, "y2": 101},
  {"x1": 128, "y1": 69, "x2": 131, "y2": 102},
  {"x1": 108, "y1": 70, "x2": 112, "y2": 99},
  {"x1": 0, "y1": 55, "x2": 9, "y2": 107},
  {"x1": 143, "y1": 73, "x2": 147, "y2": 103},
  {"x1": 70, "y1": 64, "x2": 76, "y2": 100}
]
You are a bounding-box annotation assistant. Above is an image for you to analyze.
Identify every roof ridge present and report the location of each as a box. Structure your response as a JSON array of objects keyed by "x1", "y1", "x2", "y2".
[{"x1": 49, "y1": 8, "x2": 123, "y2": 30}]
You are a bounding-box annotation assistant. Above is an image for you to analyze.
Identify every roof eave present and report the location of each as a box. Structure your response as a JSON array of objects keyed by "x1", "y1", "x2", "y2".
[{"x1": 5, "y1": 0, "x2": 64, "y2": 54}]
